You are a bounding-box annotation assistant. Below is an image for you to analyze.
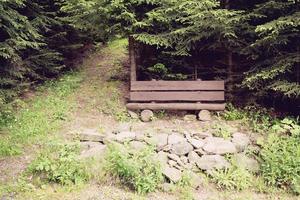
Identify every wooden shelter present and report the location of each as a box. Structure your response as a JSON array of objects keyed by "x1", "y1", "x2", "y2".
[{"x1": 126, "y1": 37, "x2": 226, "y2": 111}]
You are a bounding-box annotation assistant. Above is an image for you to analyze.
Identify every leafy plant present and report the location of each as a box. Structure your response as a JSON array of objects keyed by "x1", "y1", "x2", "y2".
[
  {"x1": 210, "y1": 165, "x2": 253, "y2": 190},
  {"x1": 147, "y1": 63, "x2": 188, "y2": 80},
  {"x1": 222, "y1": 104, "x2": 246, "y2": 121},
  {"x1": 177, "y1": 171, "x2": 194, "y2": 200},
  {"x1": 271, "y1": 118, "x2": 300, "y2": 137},
  {"x1": 260, "y1": 132, "x2": 300, "y2": 194},
  {"x1": 104, "y1": 143, "x2": 163, "y2": 194},
  {"x1": 28, "y1": 143, "x2": 89, "y2": 185}
]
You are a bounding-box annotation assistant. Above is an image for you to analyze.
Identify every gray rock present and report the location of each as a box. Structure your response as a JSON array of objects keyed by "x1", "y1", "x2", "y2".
[
  {"x1": 129, "y1": 141, "x2": 147, "y2": 151},
  {"x1": 162, "y1": 144, "x2": 171, "y2": 152},
  {"x1": 198, "y1": 110, "x2": 212, "y2": 121},
  {"x1": 174, "y1": 164, "x2": 183, "y2": 171},
  {"x1": 80, "y1": 142, "x2": 102, "y2": 151},
  {"x1": 161, "y1": 183, "x2": 173, "y2": 192},
  {"x1": 141, "y1": 110, "x2": 154, "y2": 122},
  {"x1": 163, "y1": 166, "x2": 182, "y2": 183},
  {"x1": 156, "y1": 151, "x2": 169, "y2": 169},
  {"x1": 196, "y1": 155, "x2": 230, "y2": 171},
  {"x1": 135, "y1": 132, "x2": 146, "y2": 142},
  {"x1": 128, "y1": 110, "x2": 139, "y2": 119},
  {"x1": 181, "y1": 156, "x2": 188, "y2": 165},
  {"x1": 79, "y1": 144, "x2": 106, "y2": 159},
  {"x1": 184, "y1": 114, "x2": 197, "y2": 121},
  {"x1": 168, "y1": 133, "x2": 186, "y2": 145},
  {"x1": 114, "y1": 131, "x2": 136, "y2": 143},
  {"x1": 168, "y1": 154, "x2": 184, "y2": 167},
  {"x1": 194, "y1": 148, "x2": 208, "y2": 156},
  {"x1": 77, "y1": 129, "x2": 104, "y2": 142},
  {"x1": 193, "y1": 131, "x2": 212, "y2": 139},
  {"x1": 171, "y1": 141, "x2": 193, "y2": 156},
  {"x1": 184, "y1": 132, "x2": 192, "y2": 142},
  {"x1": 115, "y1": 123, "x2": 131, "y2": 133},
  {"x1": 188, "y1": 151, "x2": 201, "y2": 164},
  {"x1": 232, "y1": 132, "x2": 251, "y2": 152},
  {"x1": 233, "y1": 153, "x2": 260, "y2": 173},
  {"x1": 203, "y1": 137, "x2": 237, "y2": 155},
  {"x1": 189, "y1": 138, "x2": 205, "y2": 149},
  {"x1": 168, "y1": 160, "x2": 177, "y2": 167},
  {"x1": 150, "y1": 133, "x2": 169, "y2": 150},
  {"x1": 190, "y1": 172, "x2": 204, "y2": 189}
]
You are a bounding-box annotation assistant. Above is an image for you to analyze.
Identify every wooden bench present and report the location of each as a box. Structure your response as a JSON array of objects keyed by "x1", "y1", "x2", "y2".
[{"x1": 126, "y1": 80, "x2": 226, "y2": 111}]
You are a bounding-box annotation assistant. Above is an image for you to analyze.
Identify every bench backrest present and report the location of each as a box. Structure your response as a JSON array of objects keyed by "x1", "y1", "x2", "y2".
[{"x1": 130, "y1": 81, "x2": 225, "y2": 102}]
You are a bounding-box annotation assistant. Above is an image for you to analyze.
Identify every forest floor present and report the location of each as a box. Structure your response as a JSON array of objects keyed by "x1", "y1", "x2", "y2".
[{"x1": 0, "y1": 39, "x2": 298, "y2": 200}]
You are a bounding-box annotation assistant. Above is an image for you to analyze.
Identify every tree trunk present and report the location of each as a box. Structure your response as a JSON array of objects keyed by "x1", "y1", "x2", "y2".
[{"x1": 129, "y1": 36, "x2": 137, "y2": 81}]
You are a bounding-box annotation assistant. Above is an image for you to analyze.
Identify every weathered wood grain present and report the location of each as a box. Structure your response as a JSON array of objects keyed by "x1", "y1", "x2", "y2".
[
  {"x1": 130, "y1": 91, "x2": 225, "y2": 101},
  {"x1": 131, "y1": 81, "x2": 224, "y2": 91},
  {"x1": 126, "y1": 103, "x2": 226, "y2": 111}
]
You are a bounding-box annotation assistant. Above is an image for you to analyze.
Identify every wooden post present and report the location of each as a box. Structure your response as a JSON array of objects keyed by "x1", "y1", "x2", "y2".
[{"x1": 129, "y1": 36, "x2": 137, "y2": 82}]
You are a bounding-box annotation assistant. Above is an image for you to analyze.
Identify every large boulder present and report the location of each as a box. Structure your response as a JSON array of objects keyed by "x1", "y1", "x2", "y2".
[
  {"x1": 168, "y1": 154, "x2": 185, "y2": 167},
  {"x1": 190, "y1": 172, "x2": 204, "y2": 189},
  {"x1": 150, "y1": 133, "x2": 169, "y2": 150},
  {"x1": 192, "y1": 131, "x2": 212, "y2": 139},
  {"x1": 114, "y1": 131, "x2": 136, "y2": 143},
  {"x1": 233, "y1": 153, "x2": 260, "y2": 173},
  {"x1": 196, "y1": 155, "x2": 230, "y2": 171},
  {"x1": 140, "y1": 110, "x2": 154, "y2": 122},
  {"x1": 198, "y1": 110, "x2": 212, "y2": 121},
  {"x1": 189, "y1": 138, "x2": 205, "y2": 149},
  {"x1": 188, "y1": 151, "x2": 201, "y2": 164},
  {"x1": 203, "y1": 137, "x2": 237, "y2": 155},
  {"x1": 168, "y1": 133, "x2": 186, "y2": 145},
  {"x1": 77, "y1": 129, "x2": 104, "y2": 142},
  {"x1": 156, "y1": 151, "x2": 169, "y2": 169},
  {"x1": 163, "y1": 166, "x2": 182, "y2": 183},
  {"x1": 171, "y1": 141, "x2": 193, "y2": 156},
  {"x1": 129, "y1": 141, "x2": 147, "y2": 151},
  {"x1": 79, "y1": 144, "x2": 106, "y2": 159},
  {"x1": 231, "y1": 132, "x2": 251, "y2": 152}
]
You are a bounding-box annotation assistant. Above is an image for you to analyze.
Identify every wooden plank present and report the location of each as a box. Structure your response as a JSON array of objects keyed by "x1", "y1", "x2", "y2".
[
  {"x1": 130, "y1": 91, "x2": 224, "y2": 101},
  {"x1": 126, "y1": 103, "x2": 226, "y2": 111},
  {"x1": 131, "y1": 81, "x2": 224, "y2": 91}
]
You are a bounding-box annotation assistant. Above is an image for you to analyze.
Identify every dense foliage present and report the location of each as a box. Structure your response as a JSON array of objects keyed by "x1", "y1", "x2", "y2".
[
  {"x1": 0, "y1": 0, "x2": 97, "y2": 104},
  {"x1": 1, "y1": 0, "x2": 299, "y2": 110},
  {"x1": 62, "y1": 0, "x2": 299, "y2": 110}
]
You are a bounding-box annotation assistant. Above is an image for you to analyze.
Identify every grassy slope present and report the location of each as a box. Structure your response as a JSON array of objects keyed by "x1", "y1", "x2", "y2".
[{"x1": 0, "y1": 73, "x2": 83, "y2": 157}]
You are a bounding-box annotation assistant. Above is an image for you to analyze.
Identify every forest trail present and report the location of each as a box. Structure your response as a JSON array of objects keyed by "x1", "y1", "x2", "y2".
[{"x1": 0, "y1": 40, "x2": 297, "y2": 200}]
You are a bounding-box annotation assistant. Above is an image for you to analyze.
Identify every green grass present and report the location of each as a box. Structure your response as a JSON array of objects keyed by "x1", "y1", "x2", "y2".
[{"x1": 0, "y1": 72, "x2": 83, "y2": 157}]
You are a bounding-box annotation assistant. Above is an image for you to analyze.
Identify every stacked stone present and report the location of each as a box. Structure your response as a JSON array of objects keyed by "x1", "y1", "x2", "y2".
[{"x1": 108, "y1": 128, "x2": 258, "y2": 183}]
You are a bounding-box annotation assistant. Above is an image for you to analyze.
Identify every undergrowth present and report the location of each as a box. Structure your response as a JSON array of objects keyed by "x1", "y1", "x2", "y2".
[
  {"x1": 222, "y1": 103, "x2": 300, "y2": 194},
  {"x1": 28, "y1": 142, "x2": 89, "y2": 186},
  {"x1": 0, "y1": 72, "x2": 82, "y2": 157},
  {"x1": 260, "y1": 119, "x2": 300, "y2": 194},
  {"x1": 104, "y1": 143, "x2": 163, "y2": 194}
]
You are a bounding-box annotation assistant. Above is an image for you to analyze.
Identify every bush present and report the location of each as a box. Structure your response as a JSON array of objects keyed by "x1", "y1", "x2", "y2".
[
  {"x1": 28, "y1": 143, "x2": 89, "y2": 185},
  {"x1": 260, "y1": 132, "x2": 300, "y2": 194},
  {"x1": 222, "y1": 104, "x2": 246, "y2": 121},
  {"x1": 104, "y1": 143, "x2": 163, "y2": 194},
  {"x1": 210, "y1": 164, "x2": 253, "y2": 190}
]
